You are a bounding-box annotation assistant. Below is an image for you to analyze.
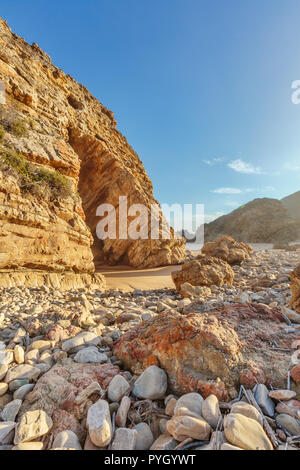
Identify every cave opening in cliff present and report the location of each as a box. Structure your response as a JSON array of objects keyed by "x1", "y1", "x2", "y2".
[{"x1": 68, "y1": 127, "x2": 109, "y2": 267}]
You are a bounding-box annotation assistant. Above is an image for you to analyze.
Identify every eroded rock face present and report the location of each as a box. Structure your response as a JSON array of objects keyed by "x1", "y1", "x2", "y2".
[
  {"x1": 201, "y1": 236, "x2": 252, "y2": 265},
  {"x1": 0, "y1": 17, "x2": 185, "y2": 277},
  {"x1": 290, "y1": 265, "x2": 300, "y2": 313},
  {"x1": 69, "y1": 129, "x2": 186, "y2": 268},
  {"x1": 171, "y1": 256, "x2": 234, "y2": 291},
  {"x1": 113, "y1": 306, "x2": 296, "y2": 400}
]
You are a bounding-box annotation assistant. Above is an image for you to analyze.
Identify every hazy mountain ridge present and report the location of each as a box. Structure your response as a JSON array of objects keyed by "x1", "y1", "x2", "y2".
[
  {"x1": 281, "y1": 190, "x2": 300, "y2": 220},
  {"x1": 202, "y1": 191, "x2": 300, "y2": 243}
]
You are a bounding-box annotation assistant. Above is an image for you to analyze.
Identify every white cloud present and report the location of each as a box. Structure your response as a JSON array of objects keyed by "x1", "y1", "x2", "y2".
[
  {"x1": 203, "y1": 157, "x2": 224, "y2": 166},
  {"x1": 284, "y1": 162, "x2": 300, "y2": 171},
  {"x1": 211, "y1": 186, "x2": 275, "y2": 195},
  {"x1": 228, "y1": 159, "x2": 262, "y2": 174},
  {"x1": 211, "y1": 187, "x2": 242, "y2": 194}
]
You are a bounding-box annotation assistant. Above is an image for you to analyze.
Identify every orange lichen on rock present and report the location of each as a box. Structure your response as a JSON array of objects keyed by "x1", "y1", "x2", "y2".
[{"x1": 113, "y1": 304, "x2": 296, "y2": 401}]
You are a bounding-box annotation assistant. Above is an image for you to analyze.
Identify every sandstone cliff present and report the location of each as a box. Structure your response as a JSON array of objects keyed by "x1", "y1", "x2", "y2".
[
  {"x1": 203, "y1": 197, "x2": 300, "y2": 243},
  {"x1": 0, "y1": 18, "x2": 185, "y2": 282}
]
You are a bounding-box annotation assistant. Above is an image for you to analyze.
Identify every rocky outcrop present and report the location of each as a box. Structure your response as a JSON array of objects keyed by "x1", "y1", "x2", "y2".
[
  {"x1": 0, "y1": 271, "x2": 105, "y2": 291},
  {"x1": 171, "y1": 256, "x2": 234, "y2": 290},
  {"x1": 203, "y1": 198, "x2": 300, "y2": 243},
  {"x1": 290, "y1": 265, "x2": 300, "y2": 313},
  {"x1": 113, "y1": 306, "x2": 295, "y2": 401},
  {"x1": 0, "y1": 17, "x2": 185, "y2": 281},
  {"x1": 201, "y1": 236, "x2": 252, "y2": 265}
]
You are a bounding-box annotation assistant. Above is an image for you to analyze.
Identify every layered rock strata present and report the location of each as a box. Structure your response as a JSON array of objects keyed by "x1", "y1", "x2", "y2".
[{"x1": 0, "y1": 17, "x2": 185, "y2": 285}]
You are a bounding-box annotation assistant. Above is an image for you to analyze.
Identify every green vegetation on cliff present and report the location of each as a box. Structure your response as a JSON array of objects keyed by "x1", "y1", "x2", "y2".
[{"x1": 0, "y1": 146, "x2": 73, "y2": 199}]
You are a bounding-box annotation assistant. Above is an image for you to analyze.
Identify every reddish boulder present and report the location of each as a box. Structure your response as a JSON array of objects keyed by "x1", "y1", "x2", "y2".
[
  {"x1": 201, "y1": 235, "x2": 252, "y2": 265},
  {"x1": 172, "y1": 256, "x2": 234, "y2": 291},
  {"x1": 113, "y1": 305, "x2": 296, "y2": 401},
  {"x1": 18, "y1": 359, "x2": 122, "y2": 441}
]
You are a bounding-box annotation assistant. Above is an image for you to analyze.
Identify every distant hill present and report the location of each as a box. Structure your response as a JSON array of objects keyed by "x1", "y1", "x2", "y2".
[
  {"x1": 202, "y1": 194, "x2": 300, "y2": 243},
  {"x1": 281, "y1": 191, "x2": 300, "y2": 220}
]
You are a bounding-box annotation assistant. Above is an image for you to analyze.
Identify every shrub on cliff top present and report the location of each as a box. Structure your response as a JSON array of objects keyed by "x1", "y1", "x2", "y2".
[
  {"x1": 30, "y1": 165, "x2": 73, "y2": 198},
  {"x1": 0, "y1": 147, "x2": 73, "y2": 199},
  {"x1": 0, "y1": 108, "x2": 29, "y2": 138},
  {"x1": 9, "y1": 119, "x2": 28, "y2": 138}
]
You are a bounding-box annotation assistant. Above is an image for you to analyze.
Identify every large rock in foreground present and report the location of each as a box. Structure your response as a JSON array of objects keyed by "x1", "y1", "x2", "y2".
[
  {"x1": 201, "y1": 236, "x2": 252, "y2": 265},
  {"x1": 171, "y1": 256, "x2": 234, "y2": 291},
  {"x1": 290, "y1": 265, "x2": 300, "y2": 313},
  {"x1": 113, "y1": 306, "x2": 295, "y2": 401},
  {"x1": 18, "y1": 358, "x2": 122, "y2": 444}
]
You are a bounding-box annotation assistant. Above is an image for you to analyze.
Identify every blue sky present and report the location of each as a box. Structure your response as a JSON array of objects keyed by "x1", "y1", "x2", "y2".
[{"x1": 1, "y1": 0, "x2": 300, "y2": 227}]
